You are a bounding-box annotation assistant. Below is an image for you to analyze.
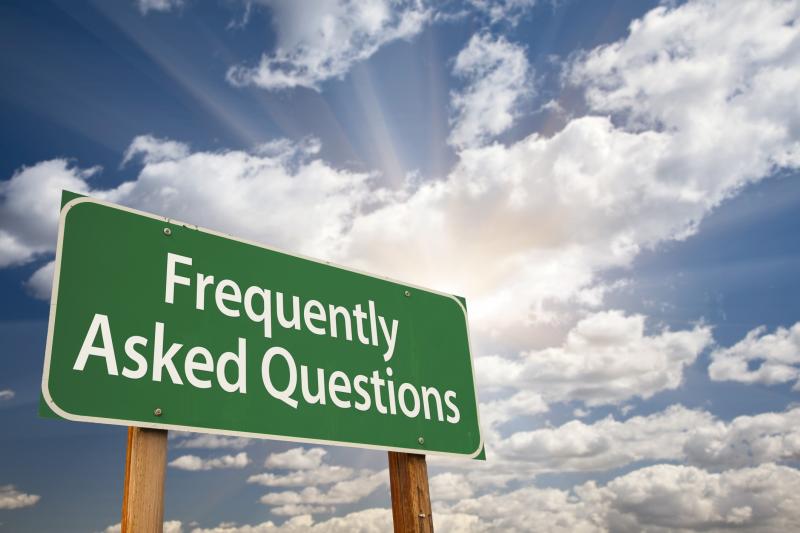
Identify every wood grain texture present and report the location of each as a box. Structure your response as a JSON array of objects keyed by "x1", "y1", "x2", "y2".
[
  {"x1": 388, "y1": 452, "x2": 434, "y2": 533},
  {"x1": 121, "y1": 427, "x2": 168, "y2": 533}
]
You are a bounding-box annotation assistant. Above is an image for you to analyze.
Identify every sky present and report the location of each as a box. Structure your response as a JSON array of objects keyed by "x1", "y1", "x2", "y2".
[{"x1": 1, "y1": 0, "x2": 800, "y2": 531}]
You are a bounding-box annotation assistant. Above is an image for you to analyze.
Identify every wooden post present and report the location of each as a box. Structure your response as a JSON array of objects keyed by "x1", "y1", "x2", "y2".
[
  {"x1": 121, "y1": 427, "x2": 168, "y2": 533},
  {"x1": 388, "y1": 452, "x2": 434, "y2": 533}
]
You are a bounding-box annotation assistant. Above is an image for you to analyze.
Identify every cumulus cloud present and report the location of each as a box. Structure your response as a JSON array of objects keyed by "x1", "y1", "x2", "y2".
[
  {"x1": 0, "y1": 136, "x2": 372, "y2": 298},
  {"x1": 440, "y1": 463, "x2": 800, "y2": 532},
  {"x1": 480, "y1": 389, "x2": 548, "y2": 430},
  {"x1": 226, "y1": 0, "x2": 430, "y2": 91},
  {"x1": 172, "y1": 434, "x2": 252, "y2": 450},
  {"x1": 429, "y1": 472, "x2": 474, "y2": 501},
  {"x1": 709, "y1": 322, "x2": 800, "y2": 388},
  {"x1": 337, "y1": 0, "x2": 800, "y2": 340},
  {"x1": 264, "y1": 447, "x2": 327, "y2": 470},
  {"x1": 103, "y1": 463, "x2": 800, "y2": 531},
  {"x1": 122, "y1": 134, "x2": 190, "y2": 165},
  {"x1": 596, "y1": 463, "x2": 800, "y2": 532},
  {"x1": 135, "y1": 0, "x2": 184, "y2": 15},
  {"x1": 258, "y1": 469, "x2": 388, "y2": 515},
  {"x1": 6, "y1": 0, "x2": 800, "y2": 342},
  {"x1": 248, "y1": 465, "x2": 354, "y2": 488},
  {"x1": 477, "y1": 310, "x2": 712, "y2": 406},
  {"x1": 683, "y1": 408, "x2": 800, "y2": 469},
  {"x1": 0, "y1": 485, "x2": 40, "y2": 509},
  {"x1": 101, "y1": 520, "x2": 183, "y2": 533},
  {"x1": 496, "y1": 404, "x2": 713, "y2": 472},
  {"x1": 191, "y1": 508, "x2": 392, "y2": 532},
  {"x1": 448, "y1": 33, "x2": 532, "y2": 149},
  {"x1": 0, "y1": 160, "x2": 93, "y2": 268},
  {"x1": 497, "y1": 405, "x2": 800, "y2": 473},
  {"x1": 432, "y1": 403, "x2": 800, "y2": 497},
  {"x1": 468, "y1": 0, "x2": 537, "y2": 26},
  {"x1": 0, "y1": 389, "x2": 14, "y2": 401},
  {"x1": 24, "y1": 260, "x2": 54, "y2": 300},
  {"x1": 168, "y1": 452, "x2": 250, "y2": 471}
]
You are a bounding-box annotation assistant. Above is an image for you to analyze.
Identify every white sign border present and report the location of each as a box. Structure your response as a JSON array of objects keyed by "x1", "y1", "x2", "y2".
[{"x1": 41, "y1": 196, "x2": 485, "y2": 460}]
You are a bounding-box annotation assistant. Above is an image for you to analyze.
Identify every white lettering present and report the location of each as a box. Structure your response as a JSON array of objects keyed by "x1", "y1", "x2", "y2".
[
  {"x1": 74, "y1": 313, "x2": 118, "y2": 375},
  {"x1": 261, "y1": 347, "x2": 298, "y2": 408},
  {"x1": 217, "y1": 338, "x2": 247, "y2": 393},
  {"x1": 328, "y1": 370, "x2": 351, "y2": 408},
  {"x1": 185, "y1": 346, "x2": 213, "y2": 389},
  {"x1": 215, "y1": 279, "x2": 241, "y2": 317},
  {"x1": 244, "y1": 286, "x2": 271, "y2": 338},
  {"x1": 153, "y1": 322, "x2": 183, "y2": 384},
  {"x1": 122, "y1": 335, "x2": 148, "y2": 379},
  {"x1": 165, "y1": 253, "x2": 192, "y2": 304},
  {"x1": 378, "y1": 316, "x2": 399, "y2": 362},
  {"x1": 304, "y1": 300, "x2": 326, "y2": 335}
]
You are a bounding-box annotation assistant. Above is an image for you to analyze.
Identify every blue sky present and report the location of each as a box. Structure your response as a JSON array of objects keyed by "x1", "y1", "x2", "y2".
[{"x1": 1, "y1": 0, "x2": 800, "y2": 531}]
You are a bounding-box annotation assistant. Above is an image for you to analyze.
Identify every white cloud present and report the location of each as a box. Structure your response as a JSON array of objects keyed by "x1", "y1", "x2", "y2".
[
  {"x1": 271, "y1": 504, "x2": 334, "y2": 517},
  {"x1": 24, "y1": 260, "x2": 54, "y2": 300},
  {"x1": 596, "y1": 463, "x2": 800, "y2": 532},
  {"x1": 683, "y1": 408, "x2": 800, "y2": 469},
  {"x1": 0, "y1": 390, "x2": 14, "y2": 401},
  {"x1": 0, "y1": 160, "x2": 93, "y2": 268},
  {"x1": 479, "y1": 389, "x2": 548, "y2": 444},
  {"x1": 102, "y1": 520, "x2": 183, "y2": 533},
  {"x1": 498, "y1": 405, "x2": 800, "y2": 474},
  {"x1": 259, "y1": 469, "x2": 388, "y2": 511},
  {"x1": 248, "y1": 465, "x2": 354, "y2": 487},
  {"x1": 468, "y1": 0, "x2": 537, "y2": 26},
  {"x1": 168, "y1": 452, "x2": 250, "y2": 471},
  {"x1": 338, "y1": 0, "x2": 800, "y2": 342},
  {"x1": 0, "y1": 136, "x2": 372, "y2": 299},
  {"x1": 109, "y1": 463, "x2": 800, "y2": 532},
  {"x1": 440, "y1": 463, "x2": 800, "y2": 533},
  {"x1": 191, "y1": 508, "x2": 392, "y2": 532},
  {"x1": 496, "y1": 404, "x2": 713, "y2": 472},
  {"x1": 8, "y1": 0, "x2": 800, "y2": 346},
  {"x1": 436, "y1": 405, "x2": 800, "y2": 493},
  {"x1": 477, "y1": 311, "x2": 712, "y2": 406},
  {"x1": 709, "y1": 322, "x2": 800, "y2": 387},
  {"x1": 226, "y1": 0, "x2": 430, "y2": 91},
  {"x1": 0, "y1": 485, "x2": 40, "y2": 509},
  {"x1": 173, "y1": 434, "x2": 251, "y2": 450},
  {"x1": 570, "y1": 0, "x2": 800, "y2": 178},
  {"x1": 264, "y1": 447, "x2": 327, "y2": 470},
  {"x1": 440, "y1": 485, "x2": 600, "y2": 532},
  {"x1": 448, "y1": 33, "x2": 532, "y2": 149},
  {"x1": 135, "y1": 0, "x2": 184, "y2": 15},
  {"x1": 122, "y1": 134, "x2": 190, "y2": 165},
  {"x1": 429, "y1": 472, "x2": 474, "y2": 501}
]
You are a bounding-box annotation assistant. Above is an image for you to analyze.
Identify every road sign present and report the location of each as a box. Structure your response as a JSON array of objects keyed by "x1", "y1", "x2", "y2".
[{"x1": 41, "y1": 195, "x2": 483, "y2": 459}]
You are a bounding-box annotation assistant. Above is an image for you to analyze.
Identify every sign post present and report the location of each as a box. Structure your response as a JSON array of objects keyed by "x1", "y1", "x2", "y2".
[
  {"x1": 389, "y1": 452, "x2": 434, "y2": 532},
  {"x1": 121, "y1": 427, "x2": 168, "y2": 532},
  {"x1": 41, "y1": 193, "x2": 483, "y2": 531}
]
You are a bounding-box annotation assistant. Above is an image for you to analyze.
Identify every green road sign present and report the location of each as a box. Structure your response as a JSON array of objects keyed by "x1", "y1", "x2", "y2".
[{"x1": 41, "y1": 195, "x2": 483, "y2": 459}]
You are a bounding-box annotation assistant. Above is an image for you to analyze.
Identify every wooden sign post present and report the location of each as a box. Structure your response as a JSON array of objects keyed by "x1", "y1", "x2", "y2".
[
  {"x1": 121, "y1": 427, "x2": 168, "y2": 533},
  {"x1": 388, "y1": 452, "x2": 434, "y2": 533}
]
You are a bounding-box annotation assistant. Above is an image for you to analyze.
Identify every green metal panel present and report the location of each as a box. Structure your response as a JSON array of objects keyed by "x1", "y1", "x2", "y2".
[{"x1": 41, "y1": 195, "x2": 483, "y2": 459}]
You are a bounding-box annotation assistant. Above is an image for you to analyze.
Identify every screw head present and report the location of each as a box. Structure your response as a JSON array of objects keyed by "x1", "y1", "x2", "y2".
[
  {"x1": 154, "y1": 408, "x2": 163, "y2": 417},
  {"x1": 418, "y1": 436, "x2": 424, "y2": 445},
  {"x1": 404, "y1": 290, "x2": 411, "y2": 297},
  {"x1": 163, "y1": 227, "x2": 172, "y2": 236}
]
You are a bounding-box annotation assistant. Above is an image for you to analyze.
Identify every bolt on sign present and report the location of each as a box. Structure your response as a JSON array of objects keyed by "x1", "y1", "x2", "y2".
[{"x1": 41, "y1": 194, "x2": 483, "y2": 459}]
